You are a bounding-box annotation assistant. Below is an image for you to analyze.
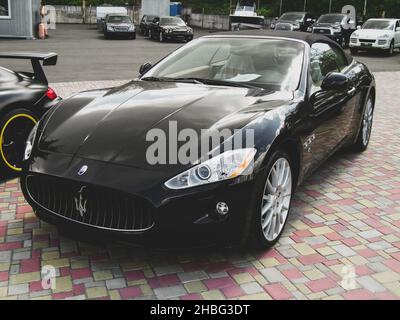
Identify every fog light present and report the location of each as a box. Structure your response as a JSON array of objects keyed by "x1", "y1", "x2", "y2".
[{"x1": 216, "y1": 202, "x2": 229, "y2": 216}]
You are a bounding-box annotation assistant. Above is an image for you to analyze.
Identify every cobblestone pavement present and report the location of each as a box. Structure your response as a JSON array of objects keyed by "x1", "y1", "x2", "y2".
[{"x1": 0, "y1": 73, "x2": 399, "y2": 300}]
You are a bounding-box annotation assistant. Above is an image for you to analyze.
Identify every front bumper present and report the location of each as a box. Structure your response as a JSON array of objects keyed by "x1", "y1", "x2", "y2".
[
  {"x1": 162, "y1": 32, "x2": 193, "y2": 40},
  {"x1": 349, "y1": 38, "x2": 391, "y2": 50},
  {"x1": 21, "y1": 156, "x2": 255, "y2": 246}
]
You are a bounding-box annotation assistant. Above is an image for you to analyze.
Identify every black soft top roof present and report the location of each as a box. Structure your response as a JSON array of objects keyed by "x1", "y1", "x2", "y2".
[{"x1": 206, "y1": 30, "x2": 354, "y2": 64}]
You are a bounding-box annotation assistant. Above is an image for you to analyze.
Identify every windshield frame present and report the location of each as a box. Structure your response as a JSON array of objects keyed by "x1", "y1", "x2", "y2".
[
  {"x1": 317, "y1": 14, "x2": 346, "y2": 24},
  {"x1": 160, "y1": 17, "x2": 186, "y2": 26},
  {"x1": 280, "y1": 13, "x2": 305, "y2": 22},
  {"x1": 141, "y1": 35, "x2": 307, "y2": 93},
  {"x1": 107, "y1": 15, "x2": 132, "y2": 24}
]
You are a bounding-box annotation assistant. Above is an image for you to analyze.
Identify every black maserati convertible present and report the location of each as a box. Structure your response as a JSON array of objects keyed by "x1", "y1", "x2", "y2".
[
  {"x1": 0, "y1": 53, "x2": 60, "y2": 177},
  {"x1": 21, "y1": 31, "x2": 375, "y2": 248}
]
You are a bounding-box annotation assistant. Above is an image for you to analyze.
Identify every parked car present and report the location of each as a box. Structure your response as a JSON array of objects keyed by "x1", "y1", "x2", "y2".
[
  {"x1": 103, "y1": 14, "x2": 136, "y2": 40},
  {"x1": 21, "y1": 31, "x2": 375, "y2": 248},
  {"x1": 271, "y1": 12, "x2": 315, "y2": 32},
  {"x1": 312, "y1": 13, "x2": 356, "y2": 47},
  {"x1": 0, "y1": 53, "x2": 60, "y2": 176},
  {"x1": 148, "y1": 16, "x2": 193, "y2": 42},
  {"x1": 96, "y1": 5, "x2": 127, "y2": 30},
  {"x1": 139, "y1": 14, "x2": 156, "y2": 36},
  {"x1": 350, "y1": 18, "x2": 400, "y2": 55}
]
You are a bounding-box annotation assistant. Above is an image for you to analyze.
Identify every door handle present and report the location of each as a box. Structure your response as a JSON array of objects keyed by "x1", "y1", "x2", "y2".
[{"x1": 347, "y1": 87, "x2": 356, "y2": 95}]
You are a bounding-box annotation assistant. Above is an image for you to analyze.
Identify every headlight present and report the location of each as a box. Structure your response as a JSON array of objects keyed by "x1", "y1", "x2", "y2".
[
  {"x1": 129, "y1": 25, "x2": 135, "y2": 31},
  {"x1": 165, "y1": 148, "x2": 257, "y2": 190},
  {"x1": 187, "y1": 27, "x2": 193, "y2": 33},
  {"x1": 24, "y1": 122, "x2": 39, "y2": 161},
  {"x1": 107, "y1": 25, "x2": 113, "y2": 31},
  {"x1": 307, "y1": 27, "x2": 312, "y2": 32},
  {"x1": 378, "y1": 34, "x2": 389, "y2": 38},
  {"x1": 352, "y1": 32, "x2": 359, "y2": 37},
  {"x1": 293, "y1": 24, "x2": 300, "y2": 30}
]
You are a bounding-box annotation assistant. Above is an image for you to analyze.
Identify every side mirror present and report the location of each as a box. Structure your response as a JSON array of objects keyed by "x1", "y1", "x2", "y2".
[
  {"x1": 321, "y1": 72, "x2": 351, "y2": 91},
  {"x1": 139, "y1": 62, "x2": 152, "y2": 75}
]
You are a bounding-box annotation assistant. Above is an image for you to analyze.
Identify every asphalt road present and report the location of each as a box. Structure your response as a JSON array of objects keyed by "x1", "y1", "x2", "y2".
[{"x1": 0, "y1": 24, "x2": 399, "y2": 83}]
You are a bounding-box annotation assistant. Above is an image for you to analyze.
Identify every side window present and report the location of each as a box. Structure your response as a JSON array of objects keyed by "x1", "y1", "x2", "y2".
[
  {"x1": 310, "y1": 42, "x2": 348, "y2": 86},
  {"x1": 396, "y1": 21, "x2": 400, "y2": 29}
]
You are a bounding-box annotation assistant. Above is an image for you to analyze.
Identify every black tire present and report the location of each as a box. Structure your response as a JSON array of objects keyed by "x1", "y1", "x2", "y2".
[
  {"x1": 131, "y1": 33, "x2": 136, "y2": 40},
  {"x1": 386, "y1": 41, "x2": 394, "y2": 56},
  {"x1": 242, "y1": 149, "x2": 294, "y2": 249},
  {"x1": 148, "y1": 29, "x2": 152, "y2": 40},
  {"x1": 350, "y1": 48, "x2": 358, "y2": 55},
  {"x1": 353, "y1": 94, "x2": 374, "y2": 152},
  {"x1": 0, "y1": 109, "x2": 38, "y2": 176}
]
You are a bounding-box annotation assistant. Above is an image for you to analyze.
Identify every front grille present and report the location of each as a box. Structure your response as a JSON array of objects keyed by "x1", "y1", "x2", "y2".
[
  {"x1": 378, "y1": 40, "x2": 387, "y2": 45},
  {"x1": 26, "y1": 175, "x2": 155, "y2": 232},
  {"x1": 350, "y1": 38, "x2": 357, "y2": 43},
  {"x1": 275, "y1": 23, "x2": 292, "y2": 31},
  {"x1": 359, "y1": 39, "x2": 376, "y2": 43},
  {"x1": 313, "y1": 28, "x2": 331, "y2": 35},
  {"x1": 114, "y1": 27, "x2": 129, "y2": 31}
]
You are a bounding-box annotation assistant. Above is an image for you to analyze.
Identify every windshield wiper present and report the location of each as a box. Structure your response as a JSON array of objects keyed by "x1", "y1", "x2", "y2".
[
  {"x1": 173, "y1": 77, "x2": 260, "y2": 89},
  {"x1": 141, "y1": 76, "x2": 260, "y2": 89}
]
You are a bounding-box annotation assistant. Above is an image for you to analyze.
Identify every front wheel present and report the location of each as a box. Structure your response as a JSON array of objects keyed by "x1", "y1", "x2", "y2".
[
  {"x1": 386, "y1": 41, "x2": 394, "y2": 56},
  {"x1": 0, "y1": 109, "x2": 38, "y2": 175},
  {"x1": 245, "y1": 150, "x2": 294, "y2": 249},
  {"x1": 353, "y1": 95, "x2": 374, "y2": 152}
]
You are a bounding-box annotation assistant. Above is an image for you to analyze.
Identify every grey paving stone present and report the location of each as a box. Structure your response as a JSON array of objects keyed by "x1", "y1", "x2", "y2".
[{"x1": 154, "y1": 285, "x2": 186, "y2": 299}]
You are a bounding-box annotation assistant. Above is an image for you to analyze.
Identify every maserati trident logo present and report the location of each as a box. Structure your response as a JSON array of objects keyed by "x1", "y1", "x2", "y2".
[
  {"x1": 74, "y1": 186, "x2": 87, "y2": 217},
  {"x1": 78, "y1": 165, "x2": 88, "y2": 176}
]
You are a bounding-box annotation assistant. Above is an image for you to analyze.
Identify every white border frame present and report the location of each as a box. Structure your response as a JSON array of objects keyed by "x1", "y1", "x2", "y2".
[{"x1": 0, "y1": 0, "x2": 11, "y2": 19}]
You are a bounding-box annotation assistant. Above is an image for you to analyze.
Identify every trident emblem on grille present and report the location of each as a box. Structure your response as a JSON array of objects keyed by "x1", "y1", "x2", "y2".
[{"x1": 74, "y1": 186, "x2": 87, "y2": 217}]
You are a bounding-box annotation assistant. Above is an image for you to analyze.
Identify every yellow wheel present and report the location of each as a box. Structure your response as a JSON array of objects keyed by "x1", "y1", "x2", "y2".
[{"x1": 0, "y1": 110, "x2": 38, "y2": 174}]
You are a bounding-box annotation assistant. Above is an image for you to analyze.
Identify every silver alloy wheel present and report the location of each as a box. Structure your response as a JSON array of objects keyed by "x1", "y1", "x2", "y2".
[
  {"x1": 261, "y1": 157, "x2": 292, "y2": 241},
  {"x1": 362, "y1": 98, "x2": 373, "y2": 146}
]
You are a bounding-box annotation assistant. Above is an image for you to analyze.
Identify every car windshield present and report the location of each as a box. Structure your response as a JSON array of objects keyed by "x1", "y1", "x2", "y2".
[
  {"x1": 143, "y1": 37, "x2": 305, "y2": 92},
  {"x1": 362, "y1": 20, "x2": 394, "y2": 30},
  {"x1": 160, "y1": 17, "x2": 186, "y2": 26},
  {"x1": 318, "y1": 14, "x2": 344, "y2": 24},
  {"x1": 145, "y1": 15, "x2": 156, "y2": 22},
  {"x1": 108, "y1": 16, "x2": 131, "y2": 23},
  {"x1": 237, "y1": 6, "x2": 255, "y2": 12},
  {"x1": 280, "y1": 13, "x2": 304, "y2": 21}
]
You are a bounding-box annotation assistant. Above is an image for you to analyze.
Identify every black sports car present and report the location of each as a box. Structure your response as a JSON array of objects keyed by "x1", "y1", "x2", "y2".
[
  {"x1": 0, "y1": 52, "x2": 60, "y2": 177},
  {"x1": 148, "y1": 16, "x2": 193, "y2": 42},
  {"x1": 21, "y1": 32, "x2": 375, "y2": 248}
]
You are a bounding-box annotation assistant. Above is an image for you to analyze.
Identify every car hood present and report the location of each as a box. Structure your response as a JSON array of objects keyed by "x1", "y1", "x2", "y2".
[
  {"x1": 108, "y1": 23, "x2": 133, "y2": 27},
  {"x1": 354, "y1": 29, "x2": 393, "y2": 38},
  {"x1": 39, "y1": 81, "x2": 292, "y2": 169}
]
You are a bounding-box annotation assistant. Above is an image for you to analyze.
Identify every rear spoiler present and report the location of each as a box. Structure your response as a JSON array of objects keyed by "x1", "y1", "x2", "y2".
[{"x1": 0, "y1": 52, "x2": 58, "y2": 85}]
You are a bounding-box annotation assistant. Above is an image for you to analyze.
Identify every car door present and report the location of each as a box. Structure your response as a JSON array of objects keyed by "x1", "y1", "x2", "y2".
[
  {"x1": 306, "y1": 42, "x2": 357, "y2": 164},
  {"x1": 395, "y1": 20, "x2": 400, "y2": 47},
  {"x1": 140, "y1": 15, "x2": 147, "y2": 33}
]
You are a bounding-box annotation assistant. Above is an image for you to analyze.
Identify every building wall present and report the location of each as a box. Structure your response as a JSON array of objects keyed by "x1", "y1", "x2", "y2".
[
  {"x1": 0, "y1": 0, "x2": 39, "y2": 39},
  {"x1": 141, "y1": 0, "x2": 170, "y2": 18}
]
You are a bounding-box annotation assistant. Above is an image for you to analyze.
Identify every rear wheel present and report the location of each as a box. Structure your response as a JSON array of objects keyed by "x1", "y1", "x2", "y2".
[
  {"x1": 245, "y1": 150, "x2": 294, "y2": 249},
  {"x1": 0, "y1": 109, "x2": 38, "y2": 175},
  {"x1": 353, "y1": 95, "x2": 374, "y2": 152}
]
